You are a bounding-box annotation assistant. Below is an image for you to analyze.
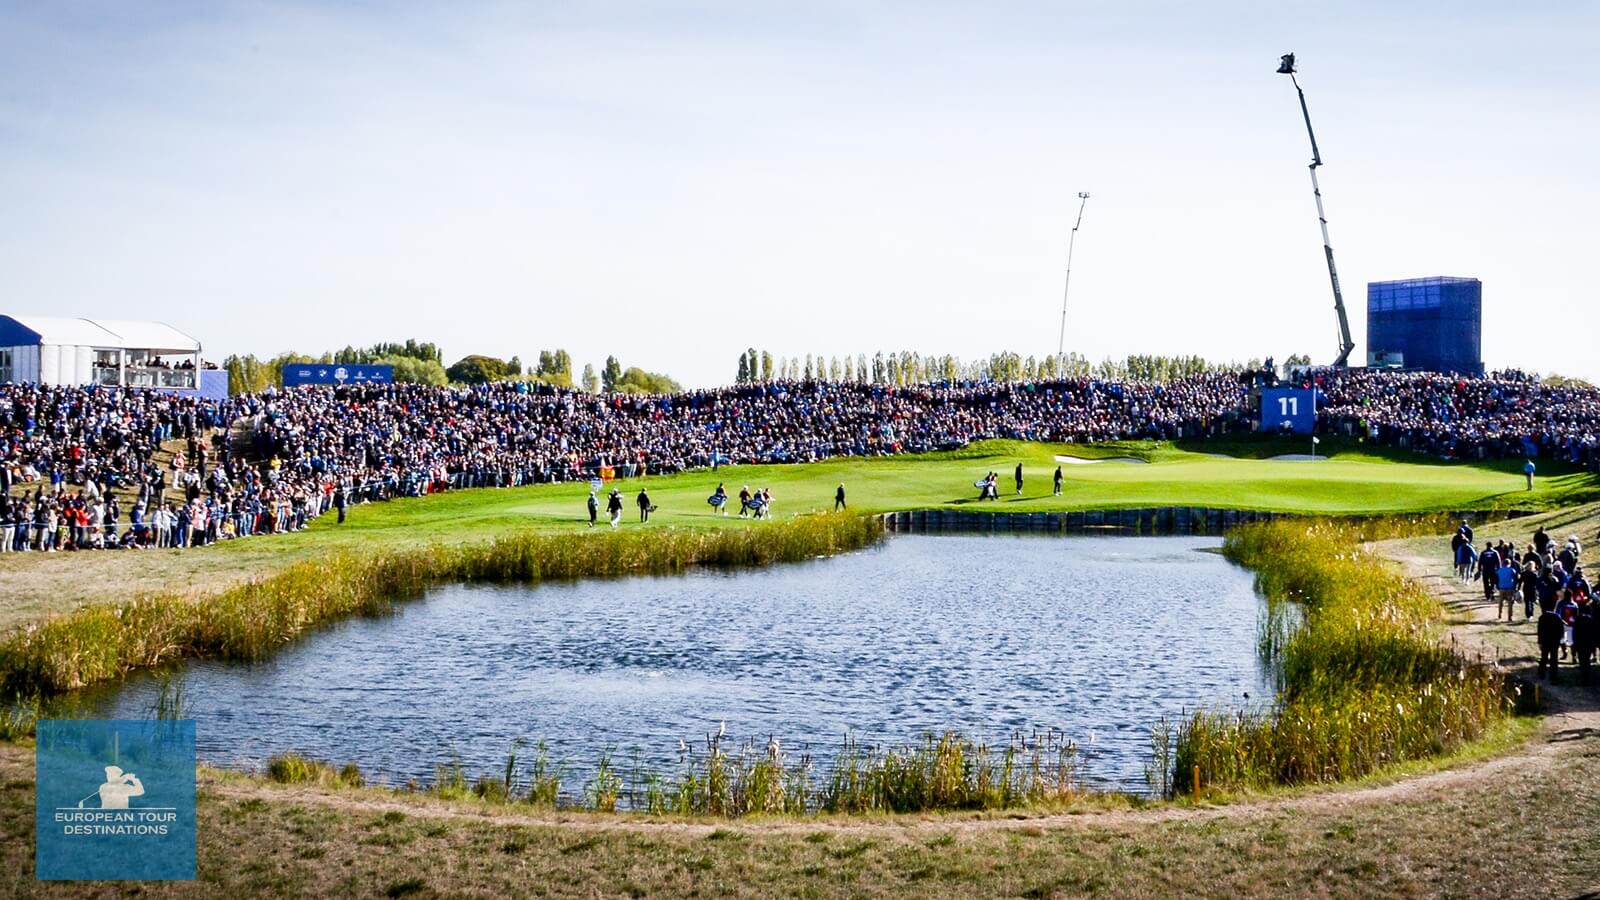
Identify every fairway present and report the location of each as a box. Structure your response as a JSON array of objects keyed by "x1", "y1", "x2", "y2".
[
  {"x1": 0, "y1": 437, "x2": 1593, "y2": 629},
  {"x1": 293, "y1": 436, "x2": 1594, "y2": 538}
]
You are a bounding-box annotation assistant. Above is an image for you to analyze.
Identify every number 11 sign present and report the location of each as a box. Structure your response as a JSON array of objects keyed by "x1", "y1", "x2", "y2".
[{"x1": 1258, "y1": 388, "x2": 1316, "y2": 435}]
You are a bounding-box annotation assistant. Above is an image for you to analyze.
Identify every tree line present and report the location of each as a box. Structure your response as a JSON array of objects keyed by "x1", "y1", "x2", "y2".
[
  {"x1": 734, "y1": 350, "x2": 1312, "y2": 386},
  {"x1": 224, "y1": 340, "x2": 682, "y2": 397}
]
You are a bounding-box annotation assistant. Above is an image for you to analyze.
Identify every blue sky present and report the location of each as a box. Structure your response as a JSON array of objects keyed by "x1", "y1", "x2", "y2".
[{"x1": 2, "y1": 2, "x2": 1596, "y2": 385}]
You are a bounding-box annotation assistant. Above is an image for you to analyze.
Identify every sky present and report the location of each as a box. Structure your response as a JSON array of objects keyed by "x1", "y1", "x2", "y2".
[{"x1": 1, "y1": 1, "x2": 1597, "y2": 387}]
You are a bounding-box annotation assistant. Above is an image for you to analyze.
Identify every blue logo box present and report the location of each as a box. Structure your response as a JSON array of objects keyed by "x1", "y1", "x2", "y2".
[{"x1": 35, "y1": 720, "x2": 196, "y2": 881}]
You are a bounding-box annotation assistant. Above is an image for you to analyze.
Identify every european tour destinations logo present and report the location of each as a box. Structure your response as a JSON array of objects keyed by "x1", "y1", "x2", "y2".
[{"x1": 35, "y1": 719, "x2": 197, "y2": 881}]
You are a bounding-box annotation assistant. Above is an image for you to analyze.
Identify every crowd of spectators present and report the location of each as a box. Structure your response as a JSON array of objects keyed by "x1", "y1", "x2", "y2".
[
  {"x1": 2, "y1": 366, "x2": 1598, "y2": 552},
  {"x1": 1303, "y1": 368, "x2": 1600, "y2": 470}
]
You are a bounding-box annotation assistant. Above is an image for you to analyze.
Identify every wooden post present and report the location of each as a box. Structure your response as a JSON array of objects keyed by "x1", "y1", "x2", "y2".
[
  {"x1": 1192, "y1": 765, "x2": 1200, "y2": 797},
  {"x1": 1534, "y1": 684, "x2": 1540, "y2": 710}
]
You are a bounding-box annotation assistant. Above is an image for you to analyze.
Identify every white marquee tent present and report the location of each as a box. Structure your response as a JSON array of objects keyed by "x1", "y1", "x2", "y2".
[{"x1": 0, "y1": 315, "x2": 203, "y2": 388}]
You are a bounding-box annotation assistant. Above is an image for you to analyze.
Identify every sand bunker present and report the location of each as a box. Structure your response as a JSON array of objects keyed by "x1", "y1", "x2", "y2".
[{"x1": 1053, "y1": 455, "x2": 1148, "y2": 465}]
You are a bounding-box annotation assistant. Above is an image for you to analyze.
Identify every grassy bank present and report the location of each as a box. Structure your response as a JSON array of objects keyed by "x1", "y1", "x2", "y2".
[
  {"x1": 3, "y1": 733, "x2": 1598, "y2": 898},
  {"x1": 0, "y1": 513, "x2": 882, "y2": 696},
  {"x1": 1171, "y1": 518, "x2": 1514, "y2": 794}
]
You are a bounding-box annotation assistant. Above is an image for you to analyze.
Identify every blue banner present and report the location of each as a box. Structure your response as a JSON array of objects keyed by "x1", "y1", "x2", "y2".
[
  {"x1": 281, "y1": 363, "x2": 394, "y2": 387},
  {"x1": 1259, "y1": 388, "x2": 1317, "y2": 435},
  {"x1": 36, "y1": 719, "x2": 197, "y2": 881}
]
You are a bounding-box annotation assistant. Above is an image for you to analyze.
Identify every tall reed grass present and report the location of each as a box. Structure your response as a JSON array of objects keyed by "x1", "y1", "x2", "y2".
[
  {"x1": 1171, "y1": 517, "x2": 1512, "y2": 795},
  {"x1": 399, "y1": 728, "x2": 1087, "y2": 817},
  {"x1": 0, "y1": 514, "x2": 883, "y2": 697}
]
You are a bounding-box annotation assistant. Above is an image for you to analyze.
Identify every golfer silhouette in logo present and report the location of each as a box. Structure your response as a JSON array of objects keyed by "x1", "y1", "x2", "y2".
[{"x1": 95, "y1": 766, "x2": 144, "y2": 809}]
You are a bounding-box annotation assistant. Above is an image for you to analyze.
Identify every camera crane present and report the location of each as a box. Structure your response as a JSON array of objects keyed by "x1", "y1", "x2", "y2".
[{"x1": 1277, "y1": 53, "x2": 1355, "y2": 367}]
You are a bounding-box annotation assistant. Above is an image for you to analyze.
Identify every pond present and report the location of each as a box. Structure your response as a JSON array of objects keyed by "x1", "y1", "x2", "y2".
[{"x1": 88, "y1": 534, "x2": 1271, "y2": 794}]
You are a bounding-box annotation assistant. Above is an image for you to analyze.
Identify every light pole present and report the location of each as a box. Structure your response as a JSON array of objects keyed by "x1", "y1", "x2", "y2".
[{"x1": 1056, "y1": 191, "x2": 1091, "y2": 371}]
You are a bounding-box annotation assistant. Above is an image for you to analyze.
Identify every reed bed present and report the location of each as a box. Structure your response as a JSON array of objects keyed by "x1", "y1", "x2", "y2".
[
  {"x1": 397, "y1": 728, "x2": 1088, "y2": 817},
  {"x1": 1170, "y1": 518, "x2": 1512, "y2": 795},
  {"x1": 0, "y1": 513, "x2": 883, "y2": 697},
  {"x1": 265, "y1": 752, "x2": 366, "y2": 788}
]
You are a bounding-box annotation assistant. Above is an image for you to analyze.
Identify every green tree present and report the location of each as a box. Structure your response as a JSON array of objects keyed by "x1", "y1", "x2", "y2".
[
  {"x1": 368, "y1": 340, "x2": 443, "y2": 363},
  {"x1": 377, "y1": 355, "x2": 448, "y2": 385},
  {"x1": 736, "y1": 353, "x2": 750, "y2": 384},
  {"x1": 760, "y1": 351, "x2": 774, "y2": 382},
  {"x1": 224, "y1": 354, "x2": 276, "y2": 395},
  {"x1": 601, "y1": 355, "x2": 623, "y2": 393},
  {"x1": 446, "y1": 355, "x2": 509, "y2": 384},
  {"x1": 612, "y1": 366, "x2": 682, "y2": 395},
  {"x1": 581, "y1": 363, "x2": 599, "y2": 393}
]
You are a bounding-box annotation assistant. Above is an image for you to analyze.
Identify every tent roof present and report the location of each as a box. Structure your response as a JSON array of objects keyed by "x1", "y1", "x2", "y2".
[
  {"x1": 89, "y1": 319, "x2": 201, "y2": 352},
  {"x1": 0, "y1": 315, "x2": 200, "y2": 351}
]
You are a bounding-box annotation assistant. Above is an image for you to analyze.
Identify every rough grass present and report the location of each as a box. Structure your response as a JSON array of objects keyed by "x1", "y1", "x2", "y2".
[
  {"x1": 1, "y1": 734, "x2": 1597, "y2": 898},
  {"x1": 1171, "y1": 518, "x2": 1516, "y2": 794}
]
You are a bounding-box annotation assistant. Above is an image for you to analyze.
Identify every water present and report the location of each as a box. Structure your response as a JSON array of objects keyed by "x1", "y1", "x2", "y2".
[{"x1": 90, "y1": 534, "x2": 1271, "y2": 794}]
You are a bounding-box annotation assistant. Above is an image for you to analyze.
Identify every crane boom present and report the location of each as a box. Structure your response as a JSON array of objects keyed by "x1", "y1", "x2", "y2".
[
  {"x1": 1056, "y1": 192, "x2": 1091, "y2": 367},
  {"x1": 1279, "y1": 54, "x2": 1356, "y2": 367}
]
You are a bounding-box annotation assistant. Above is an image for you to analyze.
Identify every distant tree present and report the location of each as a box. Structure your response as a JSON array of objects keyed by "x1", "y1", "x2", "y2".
[
  {"x1": 843, "y1": 355, "x2": 854, "y2": 382},
  {"x1": 377, "y1": 355, "x2": 448, "y2": 385},
  {"x1": 804, "y1": 354, "x2": 813, "y2": 381},
  {"x1": 367, "y1": 339, "x2": 443, "y2": 363},
  {"x1": 446, "y1": 355, "x2": 509, "y2": 384},
  {"x1": 614, "y1": 367, "x2": 683, "y2": 395},
  {"x1": 224, "y1": 354, "x2": 276, "y2": 395},
  {"x1": 1281, "y1": 353, "x2": 1313, "y2": 378},
  {"x1": 760, "y1": 351, "x2": 774, "y2": 382},
  {"x1": 1546, "y1": 373, "x2": 1597, "y2": 390},
  {"x1": 737, "y1": 353, "x2": 750, "y2": 384},
  {"x1": 507, "y1": 355, "x2": 523, "y2": 377},
  {"x1": 829, "y1": 356, "x2": 841, "y2": 381},
  {"x1": 529, "y1": 350, "x2": 572, "y2": 387},
  {"x1": 601, "y1": 356, "x2": 623, "y2": 393},
  {"x1": 581, "y1": 363, "x2": 599, "y2": 393}
]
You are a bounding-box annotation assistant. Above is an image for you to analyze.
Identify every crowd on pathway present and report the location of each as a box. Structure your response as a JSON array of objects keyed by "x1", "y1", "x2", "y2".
[
  {"x1": 3, "y1": 367, "x2": 1600, "y2": 552},
  {"x1": 1450, "y1": 520, "x2": 1598, "y2": 684}
]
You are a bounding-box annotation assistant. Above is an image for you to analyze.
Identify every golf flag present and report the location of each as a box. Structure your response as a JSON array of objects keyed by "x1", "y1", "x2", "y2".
[{"x1": 1312, "y1": 437, "x2": 1320, "y2": 444}]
